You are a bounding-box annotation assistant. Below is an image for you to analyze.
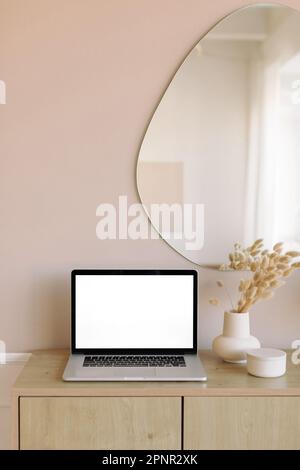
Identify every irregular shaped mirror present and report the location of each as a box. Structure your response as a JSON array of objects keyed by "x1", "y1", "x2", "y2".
[{"x1": 137, "y1": 4, "x2": 300, "y2": 267}]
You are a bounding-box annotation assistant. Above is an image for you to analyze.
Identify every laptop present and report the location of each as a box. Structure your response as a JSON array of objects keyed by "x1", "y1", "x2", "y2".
[{"x1": 63, "y1": 269, "x2": 207, "y2": 381}]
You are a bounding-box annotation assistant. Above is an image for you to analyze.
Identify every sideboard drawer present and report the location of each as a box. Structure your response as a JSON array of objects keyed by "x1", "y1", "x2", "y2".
[
  {"x1": 184, "y1": 397, "x2": 300, "y2": 450},
  {"x1": 20, "y1": 396, "x2": 181, "y2": 450}
]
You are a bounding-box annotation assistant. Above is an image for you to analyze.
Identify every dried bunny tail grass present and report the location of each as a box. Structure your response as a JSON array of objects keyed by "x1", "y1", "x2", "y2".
[
  {"x1": 239, "y1": 279, "x2": 251, "y2": 292},
  {"x1": 253, "y1": 271, "x2": 262, "y2": 282},
  {"x1": 278, "y1": 255, "x2": 291, "y2": 263},
  {"x1": 239, "y1": 300, "x2": 253, "y2": 312},
  {"x1": 273, "y1": 242, "x2": 284, "y2": 253},
  {"x1": 285, "y1": 251, "x2": 300, "y2": 258},
  {"x1": 276, "y1": 262, "x2": 290, "y2": 271},
  {"x1": 260, "y1": 291, "x2": 274, "y2": 300},
  {"x1": 265, "y1": 273, "x2": 277, "y2": 282},
  {"x1": 216, "y1": 279, "x2": 235, "y2": 310},
  {"x1": 209, "y1": 298, "x2": 220, "y2": 306},
  {"x1": 251, "y1": 250, "x2": 261, "y2": 257},
  {"x1": 237, "y1": 242, "x2": 294, "y2": 311},
  {"x1": 250, "y1": 261, "x2": 258, "y2": 272},
  {"x1": 256, "y1": 286, "x2": 265, "y2": 297},
  {"x1": 270, "y1": 279, "x2": 285, "y2": 289},
  {"x1": 248, "y1": 239, "x2": 264, "y2": 252},
  {"x1": 217, "y1": 239, "x2": 297, "y2": 313},
  {"x1": 261, "y1": 255, "x2": 269, "y2": 270},
  {"x1": 267, "y1": 260, "x2": 275, "y2": 269},
  {"x1": 237, "y1": 252, "x2": 245, "y2": 261},
  {"x1": 246, "y1": 286, "x2": 257, "y2": 299},
  {"x1": 259, "y1": 281, "x2": 270, "y2": 289},
  {"x1": 283, "y1": 268, "x2": 294, "y2": 277},
  {"x1": 220, "y1": 239, "x2": 266, "y2": 271}
]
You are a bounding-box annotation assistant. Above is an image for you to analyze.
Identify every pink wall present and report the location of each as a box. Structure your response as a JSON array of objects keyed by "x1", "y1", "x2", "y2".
[{"x1": 0, "y1": 0, "x2": 300, "y2": 354}]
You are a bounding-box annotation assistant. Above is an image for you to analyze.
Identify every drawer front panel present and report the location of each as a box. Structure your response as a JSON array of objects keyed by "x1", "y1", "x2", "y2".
[
  {"x1": 184, "y1": 397, "x2": 300, "y2": 450},
  {"x1": 20, "y1": 396, "x2": 181, "y2": 450}
]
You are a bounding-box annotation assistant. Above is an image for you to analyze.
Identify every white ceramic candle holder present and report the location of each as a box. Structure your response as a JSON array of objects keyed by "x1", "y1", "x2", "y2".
[{"x1": 246, "y1": 348, "x2": 286, "y2": 378}]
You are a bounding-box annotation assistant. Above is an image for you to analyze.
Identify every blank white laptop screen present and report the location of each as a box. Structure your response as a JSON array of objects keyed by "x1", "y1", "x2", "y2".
[{"x1": 75, "y1": 274, "x2": 194, "y2": 349}]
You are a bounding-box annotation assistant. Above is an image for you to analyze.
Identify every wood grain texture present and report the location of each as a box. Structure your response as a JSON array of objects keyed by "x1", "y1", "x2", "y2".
[
  {"x1": 20, "y1": 397, "x2": 181, "y2": 450},
  {"x1": 12, "y1": 350, "x2": 300, "y2": 397},
  {"x1": 12, "y1": 350, "x2": 300, "y2": 450},
  {"x1": 10, "y1": 394, "x2": 19, "y2": 449},
  {"x1": 184, "y1": 397, "x2": 300, "y2": 450}
]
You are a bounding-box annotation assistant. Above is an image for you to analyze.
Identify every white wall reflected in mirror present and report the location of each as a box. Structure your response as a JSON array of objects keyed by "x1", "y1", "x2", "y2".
[{"x1": 137, "y1": 4, "x2": 300, "y2": 266}]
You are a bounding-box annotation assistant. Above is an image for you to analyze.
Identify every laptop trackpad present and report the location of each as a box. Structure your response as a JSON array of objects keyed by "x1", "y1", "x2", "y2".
[{"x1": 113, "y1": 368, "x2": 157, "y2": 379}]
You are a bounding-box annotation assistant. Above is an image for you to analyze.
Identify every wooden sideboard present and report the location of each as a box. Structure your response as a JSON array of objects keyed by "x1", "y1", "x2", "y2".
[{"x1": 12, "y1": 350, "x2": 300, "y2": 450}]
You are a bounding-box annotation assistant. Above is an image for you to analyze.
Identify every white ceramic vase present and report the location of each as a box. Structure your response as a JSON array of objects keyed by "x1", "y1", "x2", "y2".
[{"x1": 212, "y1": 311, "x2": 260, "y2": 363}]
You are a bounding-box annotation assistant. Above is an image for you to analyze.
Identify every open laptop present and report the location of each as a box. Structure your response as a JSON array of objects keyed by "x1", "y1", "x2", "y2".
[{"x1": 63, "y1": 269, "x2": 207, "y2": 381}]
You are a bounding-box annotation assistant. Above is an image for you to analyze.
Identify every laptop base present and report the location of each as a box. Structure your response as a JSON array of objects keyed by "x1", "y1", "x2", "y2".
[{"x1": 63, "y1": 353, "x2": 207, "y2": 381}]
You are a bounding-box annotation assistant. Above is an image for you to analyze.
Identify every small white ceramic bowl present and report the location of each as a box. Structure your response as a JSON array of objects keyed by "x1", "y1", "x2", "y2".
[{"x1": 246, "y1": 348, "x2": 286, "y2": 378}]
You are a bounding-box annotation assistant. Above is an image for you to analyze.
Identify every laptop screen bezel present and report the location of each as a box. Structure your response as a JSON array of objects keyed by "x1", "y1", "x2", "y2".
[{"x1": 71, "y1": 269, "x2": 198, "y2": 354}]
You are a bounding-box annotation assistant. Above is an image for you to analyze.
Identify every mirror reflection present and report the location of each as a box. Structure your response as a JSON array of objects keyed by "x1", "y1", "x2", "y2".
[{"x1": 137, "y1": 4, "x2": 300, "y2": 267}]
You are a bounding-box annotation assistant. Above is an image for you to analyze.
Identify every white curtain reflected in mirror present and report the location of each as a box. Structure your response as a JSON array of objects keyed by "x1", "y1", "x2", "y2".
[
  {"x1": 137, "y1": 4, "x2": 300, "y2": 266},
  {"x1": 248, "y1": 54, "x2": 300, "y2": 252}
]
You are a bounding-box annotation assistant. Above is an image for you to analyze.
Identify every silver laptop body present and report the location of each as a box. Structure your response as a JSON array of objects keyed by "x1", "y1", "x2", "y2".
[{"x1": 63, "y1": 269, "x2": 207, "y2": 382}]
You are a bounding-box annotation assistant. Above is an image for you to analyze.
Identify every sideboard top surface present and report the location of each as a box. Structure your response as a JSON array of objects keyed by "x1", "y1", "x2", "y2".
[{"x1": 12, "y1": 350, "x2": 300, "y2": 397}]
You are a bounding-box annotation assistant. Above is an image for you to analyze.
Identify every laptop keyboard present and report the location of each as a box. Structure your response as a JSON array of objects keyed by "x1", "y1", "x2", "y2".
[{"x1": 83, "y1": 355, "x2": 186, "y2": 368}]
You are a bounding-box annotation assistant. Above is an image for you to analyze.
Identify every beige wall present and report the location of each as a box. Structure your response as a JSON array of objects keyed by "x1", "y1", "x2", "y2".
[
  {"x1": 138, "y1": 41, "x2": 251, "y2": 264},
  {"x1": 1, "y1": 0, "x2": 300, "y2": 447}
]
